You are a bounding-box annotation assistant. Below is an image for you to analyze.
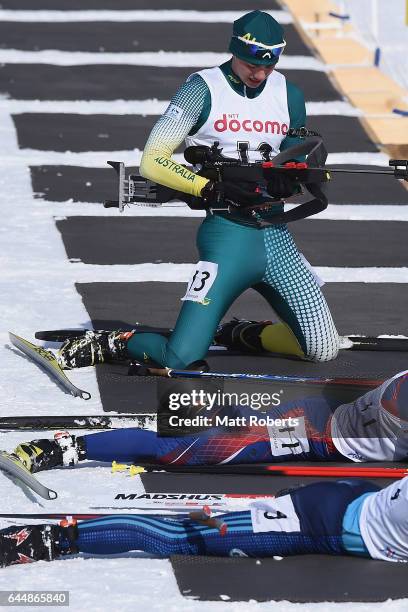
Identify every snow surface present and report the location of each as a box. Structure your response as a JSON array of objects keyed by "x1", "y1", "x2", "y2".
[
  {"x1": 53, "y1": 203, "x2": 408, "y2": 221},
  {"x1": 0, "y1": 97, "x2": 363, "y2": 117},
  {"x1": 0, "y1": 50, "x2": 325, "y2": 71},
  {"x1": 0, "y1": 10, "x2": 293, "y2": 24},
  {"x1": 0, "y1": 109, "x2": 102, "y2": 417},
  {"x1": 2, "y1": 558, "x2": 405, "y2": 612},
  {"x1": 0, "y1": 149, "x2": 390, "y2": 168}
]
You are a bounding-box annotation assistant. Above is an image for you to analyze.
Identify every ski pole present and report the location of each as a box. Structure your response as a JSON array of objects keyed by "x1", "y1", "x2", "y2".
[
  {"x1": 134, "y1": 463, "x2": 408, "y2": 479},
  {"x1": 165, "y1": 369, "x2": 380, "y2": 387}
]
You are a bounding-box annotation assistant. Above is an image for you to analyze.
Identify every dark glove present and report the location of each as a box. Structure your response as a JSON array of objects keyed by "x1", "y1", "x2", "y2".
[
  {"x1": 201, "y1": 180, "x2": 263, "y2": 207},
  {"x1": 266, "y1": 174, "x2": 297, "y2": 199}
]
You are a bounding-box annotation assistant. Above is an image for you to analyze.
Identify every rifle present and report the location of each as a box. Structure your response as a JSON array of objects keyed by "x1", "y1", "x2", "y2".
[{"x1": 104, "y1": 137, "x2": 407, "y2": 226}]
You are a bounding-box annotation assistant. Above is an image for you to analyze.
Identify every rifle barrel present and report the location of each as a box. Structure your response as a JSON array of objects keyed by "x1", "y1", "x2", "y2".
[{"x1": 327, "y1": 169, "x2": 396, "y2": 176}]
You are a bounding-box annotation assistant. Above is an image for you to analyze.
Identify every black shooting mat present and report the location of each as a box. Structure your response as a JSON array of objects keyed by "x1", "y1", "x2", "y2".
[
  {"x1": 161, "y1": 464, "x2": 404, "y2": 603},
  {"x1": 73, "y1": 279, "x2": 408, "y2": 414},
  {"x1": 170, "y1": 554, "x2": 408, "y2": 602},
  {"x1": 306, "y1": 116, "x2": 378, "y2": 152},
  {"x1": 75, "y1": 282, "x2": 408, "y2": 337},
  {"x1": 140, "y1": 464, "x2": 395, "y2": 494},
  {"x1": 0, "y1": 23, "x2": 310, "y2": 55},
  {"x1": 57, "y1": 217, "x2": 407, "y2": 267},
  {"x1": 14, "y1": 114, "x2": 182, "y2": 153},
  {"x1": 144, "y1": 467, "x2": 406, "y2": 603},
  {"x1": 0, "y1": 65, "x2": 341, "y2": 101},
  {"x1": 0, "y1": 0, "x2": 282, "y2": 9},
  {"x1": 15, "y1": 114, "x2": 376, "y2": 153},
  {"x1": 92, "y1": 349, "x2": 408, "y2": 414},
  {"x1": 31, "y1": 165, "x2": 408, "y2": 204}
]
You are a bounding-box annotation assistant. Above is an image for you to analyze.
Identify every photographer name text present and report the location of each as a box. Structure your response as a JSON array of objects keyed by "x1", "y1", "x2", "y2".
[{"x1": 167, "y1": 415, "x2": 299, "y2": 428}]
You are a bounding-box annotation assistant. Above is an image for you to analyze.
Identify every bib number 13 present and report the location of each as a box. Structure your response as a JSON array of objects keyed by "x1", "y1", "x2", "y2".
[{"x1": 182, "y1": 261, "x2": 218, "y2": 303}]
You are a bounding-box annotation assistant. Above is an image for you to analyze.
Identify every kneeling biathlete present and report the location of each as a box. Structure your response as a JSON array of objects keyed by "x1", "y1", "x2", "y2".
[
  {"x1": 1, "y1": 477, "x2": 407, "y2": 567},
  {"x1": 10, "y1": 370, "x2": 408, "y2": 472},
  {"x1": 55, "y1": 10, "x2": 340, "y2": 373}
]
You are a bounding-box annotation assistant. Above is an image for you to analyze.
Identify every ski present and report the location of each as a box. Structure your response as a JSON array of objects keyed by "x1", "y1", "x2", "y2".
[
  {"x1": 127, "y1": 462, "x2": 408, "y2": 479},
  {"x1": 0, "y1": 452, "x2": 57, "y2": 501},
  {"x1": 342, "y1": 335, "x2": 408, "y2": 352},
  {"x1": 29, "y1": 326, "x2": 382, "y2": 390},
  {"x1": 93, "y1": 493, "x2": 278, "y2": 512},
  {"x1": 35, "y1": 327, "x2": 408, "y2": 352},
  {"x1": 9, "y1": 332, "x2": 91, "y2": 400},
  {"x1": 35, "y1": 326, "x2": 171, "y2": 343},
  {"x1": 0, "y1": 514, "x2": 110, "y2": 520},
  {"x1": 0, "y1": 494, "x2": 275, "y2": 521},
  {"x1": 0, "y1": 513, "x2": 117, "y2": 520},
  {"x1": 0, "y1": 414, "x2": 157, "y2": 431},
  {"x1": 0, "y1": 512, "x2": 224, "y2": 520},
  {"x1": 0, "y1": 494, "x2": 279, "y2": 521}
]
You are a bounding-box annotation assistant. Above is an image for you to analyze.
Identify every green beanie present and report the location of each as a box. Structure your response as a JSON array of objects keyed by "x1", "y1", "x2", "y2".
[{"x1": 229, "y1": 10, "x2": 286, "y2": 65}]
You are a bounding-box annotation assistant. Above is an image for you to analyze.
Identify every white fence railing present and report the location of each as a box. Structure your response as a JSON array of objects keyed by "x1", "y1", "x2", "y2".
[{"x1": 339, "y1": 0, "x2": 408, "y2": 90}]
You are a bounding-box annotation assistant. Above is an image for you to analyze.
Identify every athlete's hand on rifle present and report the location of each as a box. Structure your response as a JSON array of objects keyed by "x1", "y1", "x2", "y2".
[
  {"x1": 266, "y1": 173, "x2": 297, "y2": 199},
  {"x1": 200, "y1": 179, "x2": 264, "y2": 207}
]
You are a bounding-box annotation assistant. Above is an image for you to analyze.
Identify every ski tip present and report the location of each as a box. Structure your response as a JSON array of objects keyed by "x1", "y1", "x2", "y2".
[
  {"x1": 8, "y1": 331, "x2": 29, "y2": 346},
  {"x1": 8, "y1": 331, "x2": 25, "y2": 348}
]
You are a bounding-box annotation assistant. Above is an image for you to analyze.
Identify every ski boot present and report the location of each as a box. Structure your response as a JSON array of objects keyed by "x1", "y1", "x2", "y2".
[
  {"x1": 58, "y1": 330, "x2": 134, "y2": 369},
  {"x1": 0, "y1": 519, "x2": 78, "y2": 567},
  {"x1": 215, "y1": 319, "x2": 305, "y2": 358},
  {"x1": 214, "y1": 318, "x2": 270, "y2": 352},
  {"x1": 12, "y1": 432, "x2": 86, "y2": 474}
]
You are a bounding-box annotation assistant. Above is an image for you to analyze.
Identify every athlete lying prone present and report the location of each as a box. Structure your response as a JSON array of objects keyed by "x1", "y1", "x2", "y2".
[
  {"x1": 9, "y1": 370, "x2": 408, "y2": 473},
  {"x1": 1, "y1": 477, "x2": 407, "y2": 567}
]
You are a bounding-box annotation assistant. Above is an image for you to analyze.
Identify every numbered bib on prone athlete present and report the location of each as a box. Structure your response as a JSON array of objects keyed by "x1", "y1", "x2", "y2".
[
  {"x1": 267, "y1": 416, "x2": 309, "y2": 457},
  {"x1": 182, "y1": 261, "x2": 218, "y2": 303},
  {"x1": 250, "y1": 495, "x2": 301, "y2": 533}
]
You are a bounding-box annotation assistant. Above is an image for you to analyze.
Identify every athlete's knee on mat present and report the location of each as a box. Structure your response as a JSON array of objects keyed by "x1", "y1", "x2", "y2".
[
  {"x1": 304, "y1": 333, "x2": 340, "y2": 362},
  {"x1": 260, "y1": 322, "x2": 306, "y2": 358}
]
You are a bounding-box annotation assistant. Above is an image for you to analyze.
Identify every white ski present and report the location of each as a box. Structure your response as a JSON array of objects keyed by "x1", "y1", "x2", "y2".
[{"x1": 0, "y1": 451, "x2": 57, "y2": 501}]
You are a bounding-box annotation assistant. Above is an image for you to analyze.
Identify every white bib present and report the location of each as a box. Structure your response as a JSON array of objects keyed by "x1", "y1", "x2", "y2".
[
  {"x1": 250, "y1": 495, "x2": 301, "y2": 534},
  {"x1": 181, "y1": 260, "x2": 218, "y2": 303},
  {"x1": 331, "y1": 370, "x2": 408, "y2": 461},
  {"x1": 268, "y1": 416, "x2": 310, "y2": 457},
  {"x1": 185, "y1": 67, "x2": 290, "y2": 162}
]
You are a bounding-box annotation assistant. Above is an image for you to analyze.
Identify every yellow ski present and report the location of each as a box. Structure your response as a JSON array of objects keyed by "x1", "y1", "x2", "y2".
[{"x1": 9, "y1": 332, "x2": 91, "y2": 400}]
